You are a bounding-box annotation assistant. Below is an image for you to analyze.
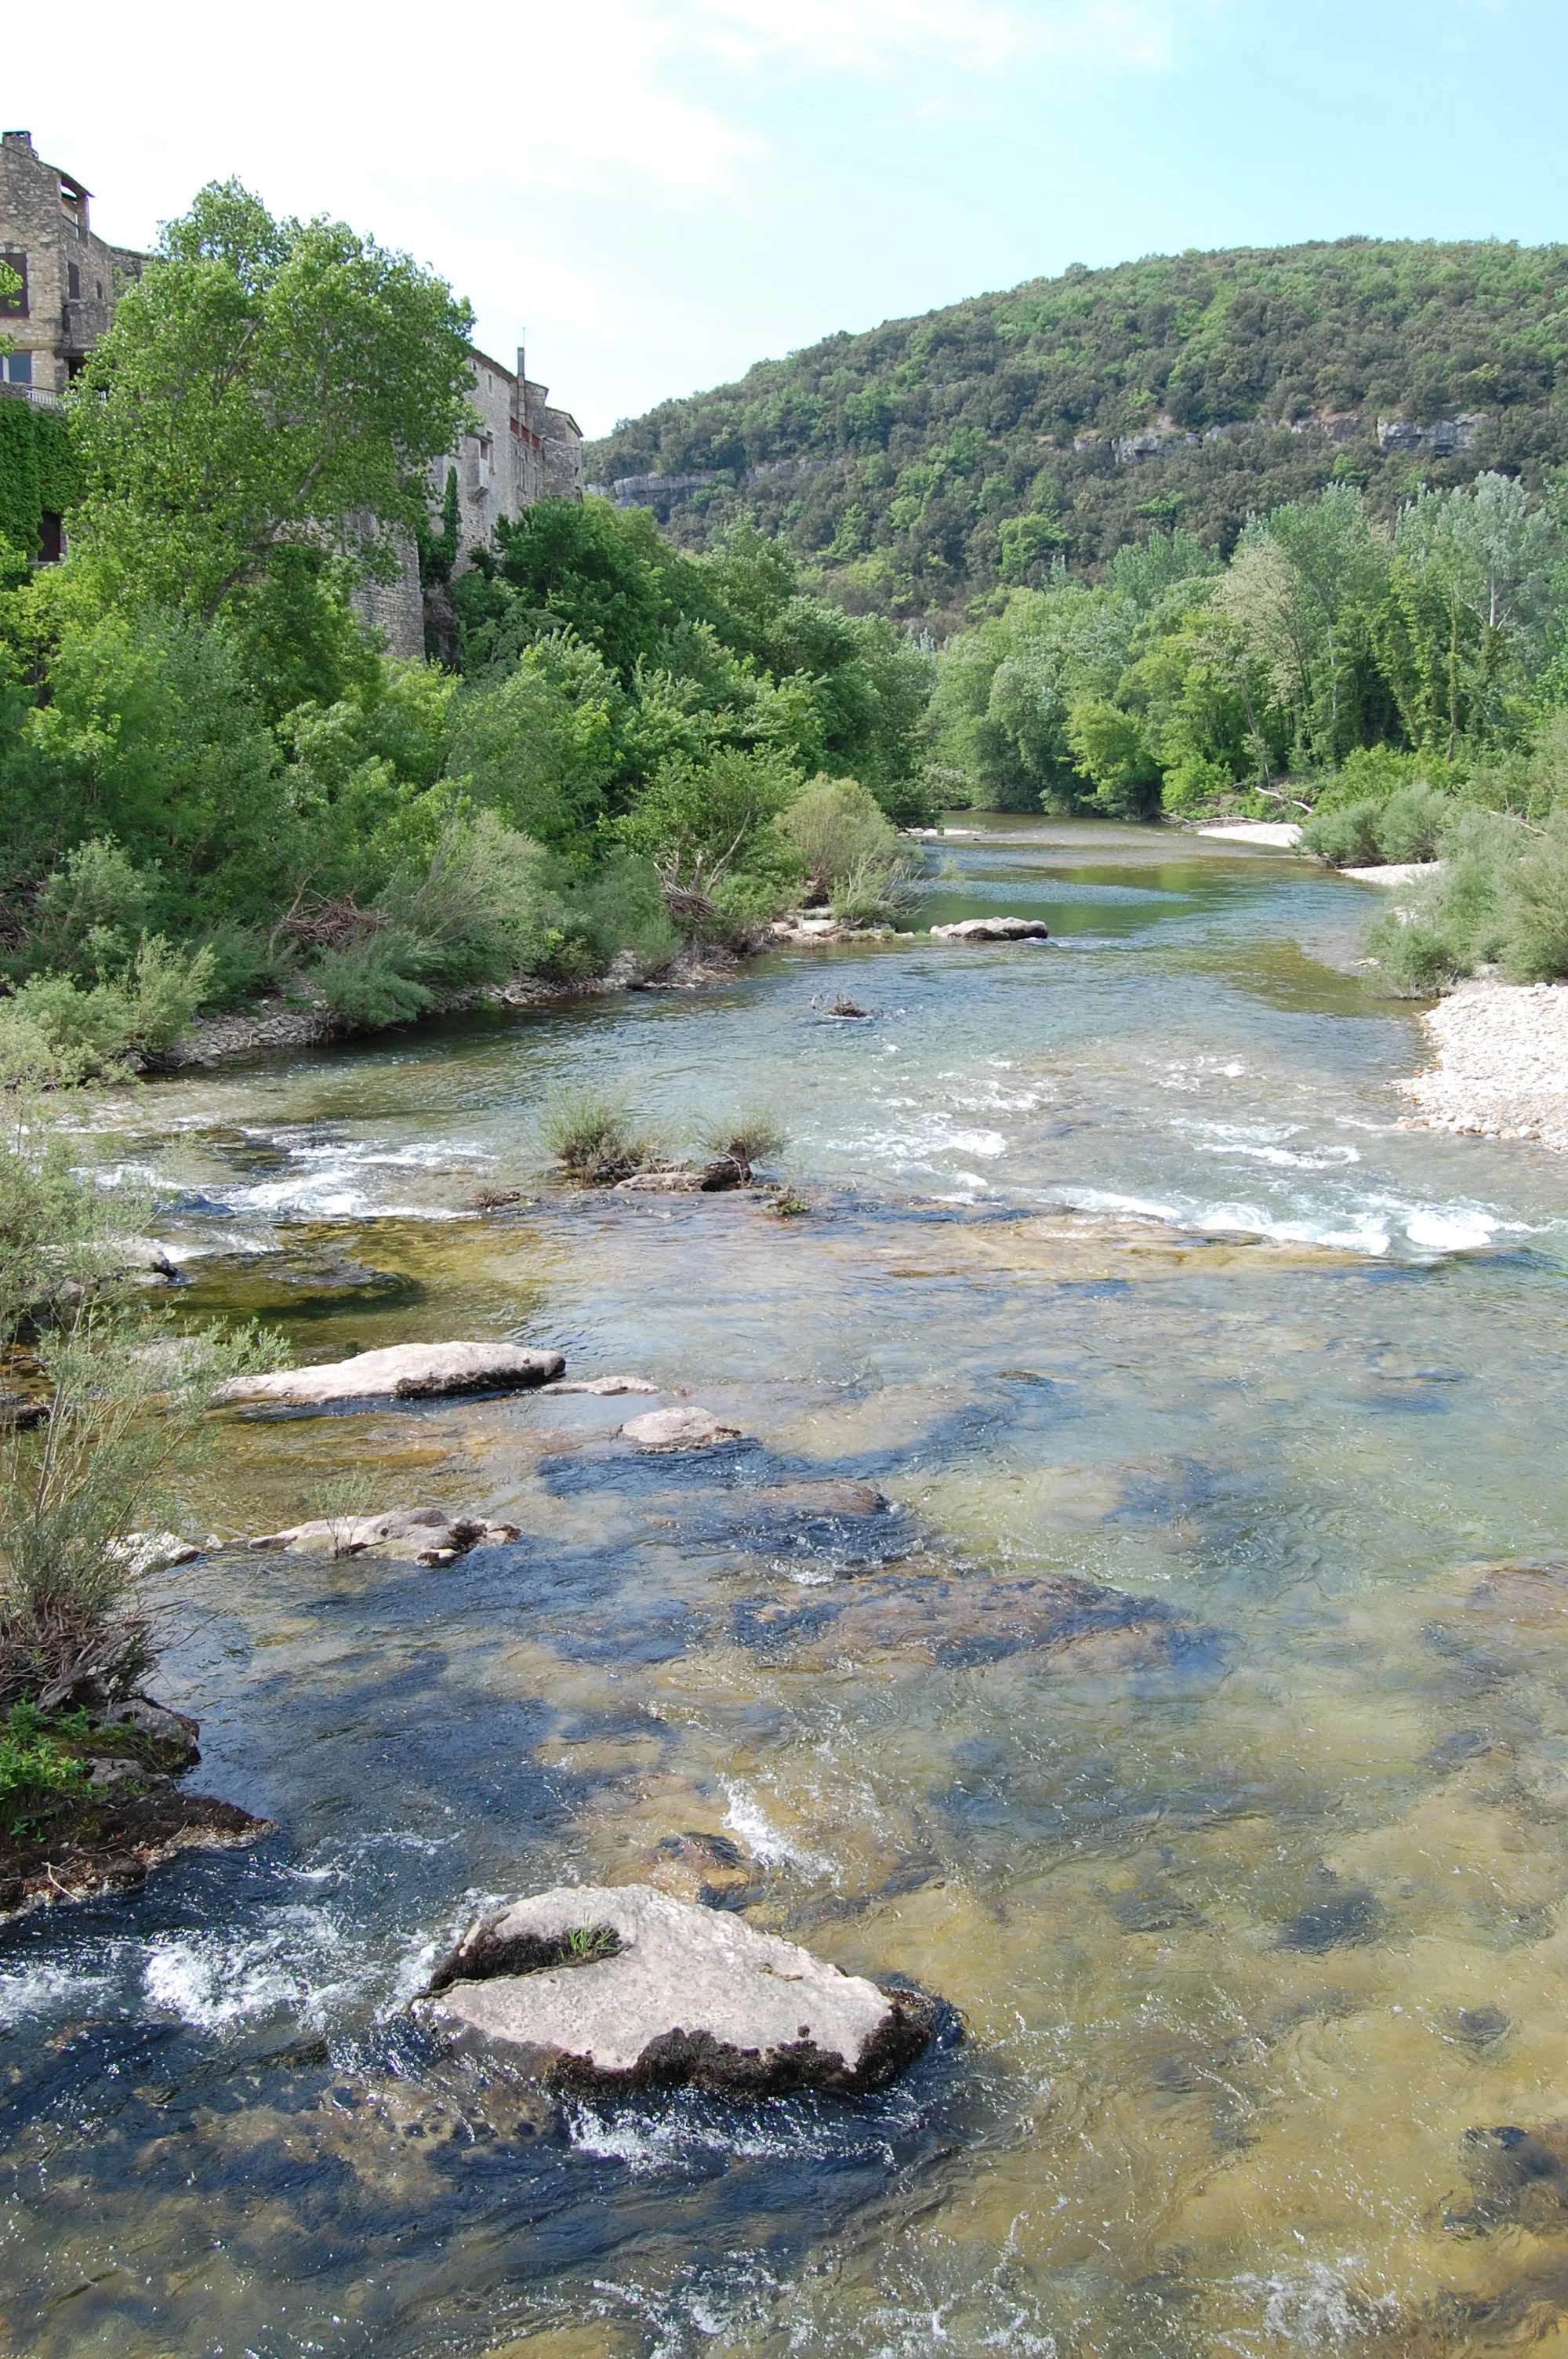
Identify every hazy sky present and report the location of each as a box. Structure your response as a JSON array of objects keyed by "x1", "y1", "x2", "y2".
[{"x1": 6, "y1": 1, "x2": 1566, "y2": 438}]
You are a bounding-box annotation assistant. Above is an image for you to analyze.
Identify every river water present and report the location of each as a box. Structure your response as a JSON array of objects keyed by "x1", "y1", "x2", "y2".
[{"x1": 6, "y1": 816, "x2": 1568, "y2": 2357}]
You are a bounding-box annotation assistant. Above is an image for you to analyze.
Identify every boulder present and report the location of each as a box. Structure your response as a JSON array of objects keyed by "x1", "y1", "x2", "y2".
[
  {"x1": 415, "y1": 1882, "x2": 938, "y2": 2093},
  {"x1": 106, "y1": 1531, "x2": 201, "y2": 1573},
  {"x1": 215, "y1": 1340, "x2": 564, "y2": 1408},
  {"x1": 622, "y1": 1405, "x2": 742, "y2": 1452},
  {"x1": 247, "y1": 1505, "x2": 519, "y2": 1561},
  {"x1": 0, "y1": 1390, "x2": 46, "y2": 1430},
  {"x1": 930, "y1": 917, "x2": 1050, "y2": 943},
  {"x1": 112, "y1": 1235, "x2": 180, "y2": 1283}
]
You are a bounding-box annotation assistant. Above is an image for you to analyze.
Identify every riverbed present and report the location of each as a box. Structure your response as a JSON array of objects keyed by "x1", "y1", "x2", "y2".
[{"x1": 5, "y1": 816, "x2": 1568, "y2": 2357}]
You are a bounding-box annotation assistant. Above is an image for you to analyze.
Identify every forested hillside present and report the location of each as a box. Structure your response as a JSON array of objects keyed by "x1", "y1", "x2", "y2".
[{"x1": 583, "y1": 241, "x2": 1568, "y2": 622}]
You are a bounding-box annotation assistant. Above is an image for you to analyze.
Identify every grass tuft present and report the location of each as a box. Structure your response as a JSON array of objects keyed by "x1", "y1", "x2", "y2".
[{"x1": 539, "y1": 1087, "x2": 662, "y2": 1183}]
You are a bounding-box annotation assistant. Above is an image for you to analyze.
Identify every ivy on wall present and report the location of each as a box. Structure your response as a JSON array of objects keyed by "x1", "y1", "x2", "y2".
[{"x1": 0, "y1": 400, "x2": 79, "y2": 555}]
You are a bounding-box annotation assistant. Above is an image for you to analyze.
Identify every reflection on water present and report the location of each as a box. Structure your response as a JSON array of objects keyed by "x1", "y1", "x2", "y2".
[{"x1": 6, "y1": 819, "x2": 1568, "y2": 2355}]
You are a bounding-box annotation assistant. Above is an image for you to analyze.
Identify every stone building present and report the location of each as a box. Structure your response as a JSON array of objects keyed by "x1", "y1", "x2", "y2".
[
  {"x1": 0, "y1": 129, "x2": 147, "y2": 400},
  {"x1": 0, "y1": 134, "x2": 583, "y2": 643}
]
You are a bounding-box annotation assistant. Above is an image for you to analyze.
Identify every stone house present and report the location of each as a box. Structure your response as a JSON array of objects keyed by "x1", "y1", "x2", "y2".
[
  {"x1": 0, "y1": 130, "x2": 147, "y2": 402},
  {"x1": 0, "y1": 134, "x2": 583, "y2": 634},
  {"x1": 360, "y1": 344, "x2": 583, "y2": 660}
]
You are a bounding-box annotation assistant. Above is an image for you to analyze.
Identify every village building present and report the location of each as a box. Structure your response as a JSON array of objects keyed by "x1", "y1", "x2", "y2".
[
  {"x1": 0, "y1": 129, "x2": 147, "y2": 403},
  {"x1": 0, "y1": 133, "x2": 583, "y2": 634}
]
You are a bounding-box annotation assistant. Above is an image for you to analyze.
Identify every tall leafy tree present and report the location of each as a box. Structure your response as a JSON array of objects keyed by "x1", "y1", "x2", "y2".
[{"x1": 70, "y1": 181, "x2": 475, "y2": 626}]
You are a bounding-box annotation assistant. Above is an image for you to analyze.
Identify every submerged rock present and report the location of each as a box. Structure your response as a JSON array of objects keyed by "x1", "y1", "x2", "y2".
[
  {"x1": 1276, "y1": 1871, "x2": 1387, "y2": 1954},
  {"x1": 644, "y1": 1830, "x2": 760, "y2": 1909},
  {"x1": 542, "y1": 1376, "x2": 662, "y2": 1396},
  {"x1": 930, "y1": 917, "x2": 1050, "y2": 943},
  {"x1": 216, "y1": 1340, "x2": 564, "y2": 1408},
  {"x1": 247, "y1": 1505, "x2": 520, "y2": 1562},
  {"x1": 622, "y1": 1405, "x2": 743, "y2": 1452},
  {"x1": 735, "y1": 1568, "x2": 1219, "y2": 1675},
  {"x1": 415, "y1": 1883, "x2": 939, "y2": 2093}
]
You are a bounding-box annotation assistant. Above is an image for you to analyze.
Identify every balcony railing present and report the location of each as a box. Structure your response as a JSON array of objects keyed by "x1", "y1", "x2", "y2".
[{"x1": 0, "y1": 380, "x2": 64, "y2": 409}]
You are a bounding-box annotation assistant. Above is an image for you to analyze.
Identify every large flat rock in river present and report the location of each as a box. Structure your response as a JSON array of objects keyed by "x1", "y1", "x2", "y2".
[
  {"x1": 415, "y1": 1883, "x2": 938, "y2": 2093},
  {"x1": 930, "y1": 916, "x2": 1049, "y2": 942},
  {"x1": 216, "y1": 1340, "x2": 564, "y2": 1407}
]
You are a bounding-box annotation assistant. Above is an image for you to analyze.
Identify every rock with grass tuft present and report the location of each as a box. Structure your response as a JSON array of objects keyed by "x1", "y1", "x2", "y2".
[{"x1": 415, "y1": 1882, "x2": 942, "y2": 2093}]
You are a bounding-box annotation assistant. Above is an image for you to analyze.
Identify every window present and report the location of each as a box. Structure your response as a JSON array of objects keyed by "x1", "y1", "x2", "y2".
[
  {"x1": 38, "y1": 512, "x2": 63, "y2": 564},
  {"x1": 67, "y1": 261, "x2": 81, "y2": 301},
  {"x1": 0, "y1": 249, "x2": 26, "y2": 317},
  {"x1": 94, "y1": 280, "x2": 103, "y2": 301},
  {"x1": 3, "y1": 351, "x2": 33, "y2": 384}
]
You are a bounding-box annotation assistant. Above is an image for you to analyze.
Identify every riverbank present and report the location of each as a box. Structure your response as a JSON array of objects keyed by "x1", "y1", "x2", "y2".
[{"x1": 1398, "y1": 976, "x2": 1568, "y2": 1150}]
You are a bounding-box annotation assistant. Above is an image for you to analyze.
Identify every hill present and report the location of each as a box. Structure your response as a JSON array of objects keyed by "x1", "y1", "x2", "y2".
[{"x1": 583, "y1": 239, "x2": 1568, "y2": 624}]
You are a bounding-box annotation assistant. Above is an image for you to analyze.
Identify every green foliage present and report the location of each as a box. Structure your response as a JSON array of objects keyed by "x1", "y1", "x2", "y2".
[
  {"x1": 698, "y1": 1110, "x2": 787, "y2": 1168},
  {"x1": 775, "y1": 772, "x2": 909, "y2": 890},
  {"x1": 0, "y1": 1702, "x2": 91, "y2": 1839},
  {"x1": 584, "y1": 238, "x2": 1568, "y2": 619},
  {"x1": 2, "y1": 938, "x2": 216, "y2": 1073},
  {"x1": 0, "y1": 402, "x2": 78, "y2": 558},
  {"x1": 539, "y1": 1087, "x2": 662, "y2": 1181},
  {"x1": 70, "y1": 179, "x2": 476, "y2": 626}
]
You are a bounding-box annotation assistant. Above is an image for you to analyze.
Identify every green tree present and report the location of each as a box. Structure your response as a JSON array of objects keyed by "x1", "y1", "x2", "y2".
[{"x1": 71, "y1": 180, "x2": 475, "y2": 627}]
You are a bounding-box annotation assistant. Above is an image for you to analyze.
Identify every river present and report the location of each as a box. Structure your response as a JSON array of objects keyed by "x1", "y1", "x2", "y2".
[{"x1": 5, "y1": 816, "x2": 1568, "y2": 2357}]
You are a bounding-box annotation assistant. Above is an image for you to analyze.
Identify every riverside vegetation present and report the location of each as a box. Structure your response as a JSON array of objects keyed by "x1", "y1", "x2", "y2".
[{"x1": 5, "y1": 191, "x2": 1568, "y2": 1067}]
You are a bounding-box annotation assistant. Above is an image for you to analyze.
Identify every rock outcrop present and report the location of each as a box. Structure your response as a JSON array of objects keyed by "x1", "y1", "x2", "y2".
[
  {"x1": 622, "y1": 1405, "x2": 742, "y2": 1452},
  {"x1": 930, "y1": 917, "x2": 1050, "y2": 943},
  {"x1": 247, "y1": 1505, "x2": 520, "y2": 1563},
  {"x1": 216, "y1": 1340, "x2": 564, "y2": 1408},
  {"x1": 415, "y1": 1883, "x2": 939, "y2": 2093}
]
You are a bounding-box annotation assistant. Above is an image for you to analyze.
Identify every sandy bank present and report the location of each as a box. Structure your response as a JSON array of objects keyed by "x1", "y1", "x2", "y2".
[
  {"x1": 1342, "y1": 860, "x2": 1442, "y2": 887},
  {"x1": 1398, "y1": 978, "x2": 1568, "y2": 1150},
  {"x1": 1192, "y1": 820, "x2": 1302, "y2": 848}
]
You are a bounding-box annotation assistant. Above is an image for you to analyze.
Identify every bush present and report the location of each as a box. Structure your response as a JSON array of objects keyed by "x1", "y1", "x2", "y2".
[
  {"x1": 375, "y1": 809, "x2": 557, "y2": 989},
  {"x1": 699, "y1": 1110, "x2": 787, "y2": 1169},
  {"x1": 776, "y1": 774, "x2": 912, "y2": 898},
  {"x1": 1497, "y1": 808, "x2": 1568, "y2": 980},
  {"x1": 0, "y1": 1303, "x2": 282, "y2": 1709},
  {"x1": 310, "y1": 929, "x2": 434, "y2": 1029},
  {"x1": 1301, "y1": 798, "x2": 1383, "y2": 867},
  {"x1": 539, "y1": 1086, "x2": 662, "y2": 1181},
  {"x1": 1374, "y1": 782, "x2": 1450, "y2": 864},
  {"x1": 1, "y1": 936, "x2": 216, "y2": 1072}
]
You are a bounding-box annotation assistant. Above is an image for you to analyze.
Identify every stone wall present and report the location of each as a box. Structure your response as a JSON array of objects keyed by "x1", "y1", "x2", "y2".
[{"x1": 0, "y1": 130, "x2": 146, "y2": 396}]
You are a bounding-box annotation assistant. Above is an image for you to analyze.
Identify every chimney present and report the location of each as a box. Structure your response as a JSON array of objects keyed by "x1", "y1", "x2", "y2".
[{"x1": 2, "y1": 132, "x2": 37, "y2": 154}]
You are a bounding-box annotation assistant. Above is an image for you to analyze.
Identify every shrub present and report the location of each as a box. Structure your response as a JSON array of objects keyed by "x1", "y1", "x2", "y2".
[
  {"x1": 0, "y1": 1302, "x2": 282, "y2": 1709},
  {"x1": 1, "y1": 936, "x2": 216, "y2": 1071},
  {"x1": 699, "y1": 1110, "x2": 787, "y2": 1169},
  {"x1": 539, "y1": 1086, "x2": 662, "y2": 1181},
  {"x1": 777, "y1": 774, "x2": 907, "y2": 889},
  {"x1": 310, "y1": 929, "x2": 433, "y2": 1029},
  {"x1": 1375, "y1": 782, "x2": 1450, "y2": 864},
  {"x1": 1497, "y1": 808, "x2": 1568, "y2": 981},
  {"x1": 1301, "y1": 798, "x2": 1382, "y2": 867},
  {"x1": 375, "y1": 809, "x2": 557, "y2": 989}
]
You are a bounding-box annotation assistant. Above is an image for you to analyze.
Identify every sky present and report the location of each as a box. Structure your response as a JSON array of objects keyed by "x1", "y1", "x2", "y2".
[{"x1": 5, "y1": 0, "x2": 1567, "y2": 440}]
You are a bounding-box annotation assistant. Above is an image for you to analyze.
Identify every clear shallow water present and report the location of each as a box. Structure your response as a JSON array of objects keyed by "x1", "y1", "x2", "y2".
[{"x1": 7, "y1": 818, "x2": 1568, "y2": 2357}]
